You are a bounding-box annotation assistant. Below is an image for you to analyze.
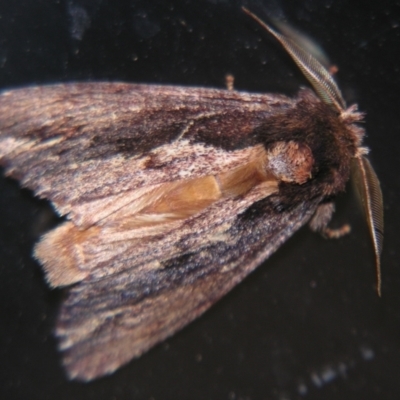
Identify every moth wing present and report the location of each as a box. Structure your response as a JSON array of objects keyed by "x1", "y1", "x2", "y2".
[
  {"x1": 57, "y1": 196, "x2": 321, "y2": 381},
  {"x1": 0, "y1": 83, "x2": 288, "y2": 227}
]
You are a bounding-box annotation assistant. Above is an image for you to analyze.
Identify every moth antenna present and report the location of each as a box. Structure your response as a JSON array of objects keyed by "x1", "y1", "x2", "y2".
[
  {"x1": 352, "y1": 157, "x2": 384, "y2": 296},
  {"x1": 242, "y1": 7, "x2": 346, "y2": 112},
  {"x1": 269, "y1": 18, "x2": 332, "y2": 72}
]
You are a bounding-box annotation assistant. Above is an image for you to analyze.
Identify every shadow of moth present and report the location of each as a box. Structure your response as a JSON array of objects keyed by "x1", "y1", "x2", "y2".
[{"x1": 0, "y1": 8, "x2": 383, "y2": 381}]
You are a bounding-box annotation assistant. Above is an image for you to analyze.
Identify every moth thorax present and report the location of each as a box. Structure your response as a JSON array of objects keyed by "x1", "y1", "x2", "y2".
[{"x1": 266, "y1": 140, "x2": 314, "y2": 184}]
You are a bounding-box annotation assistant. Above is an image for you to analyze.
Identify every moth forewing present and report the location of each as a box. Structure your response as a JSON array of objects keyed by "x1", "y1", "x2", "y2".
[
  {"x1": 35, "y1": 143, "x2": 281, "y2": 288},
  {"x1": 0, "y1": 10, "x2": 382, "y2": 381}
]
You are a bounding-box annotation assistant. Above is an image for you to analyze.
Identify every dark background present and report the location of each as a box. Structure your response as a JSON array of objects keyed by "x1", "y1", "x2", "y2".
[{"x1": 0, "y1": 0, "x2": 400, "y2": 399}]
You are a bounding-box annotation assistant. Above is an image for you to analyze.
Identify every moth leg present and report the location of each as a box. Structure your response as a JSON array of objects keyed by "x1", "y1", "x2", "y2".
[
  {"x1": 309, "y1": 202, "x2": 351, "y2": 239},
  {"x1": 225, "y1": 74, "x2": 234, "y2": 90}
]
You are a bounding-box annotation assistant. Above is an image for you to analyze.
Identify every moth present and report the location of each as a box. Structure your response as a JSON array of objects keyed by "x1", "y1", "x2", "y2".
[{"x1": 0, "y1": 8, "x2": 383, "y2": 381}]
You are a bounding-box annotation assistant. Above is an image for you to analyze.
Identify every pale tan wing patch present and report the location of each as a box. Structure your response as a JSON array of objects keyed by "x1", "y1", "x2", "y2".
[{"x1": 35, "y1": 166, "x2": 278, "y2": 286}]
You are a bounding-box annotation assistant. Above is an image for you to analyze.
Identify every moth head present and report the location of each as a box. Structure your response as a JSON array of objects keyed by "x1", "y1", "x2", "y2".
[
  {"x1": 243, "y1": 7, "x2": 384, "y2": 296},
  {"x1": 266, "y1": 140, "x2": 314, "y2": 185}
]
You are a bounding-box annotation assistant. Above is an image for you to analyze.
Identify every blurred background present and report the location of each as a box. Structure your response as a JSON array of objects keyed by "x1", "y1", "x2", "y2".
[{"x1": 0, "y1": 1, "x2": 399, "y2": 399}]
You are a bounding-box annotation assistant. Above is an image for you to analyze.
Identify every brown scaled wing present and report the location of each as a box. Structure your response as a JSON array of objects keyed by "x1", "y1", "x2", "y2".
[{"x1": 0, "y1": 83, "x2": 319, "y2": 380}]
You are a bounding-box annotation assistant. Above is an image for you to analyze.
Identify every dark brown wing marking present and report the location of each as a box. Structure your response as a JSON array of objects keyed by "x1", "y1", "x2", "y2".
[{"x1": 0, "y1": 83, "x2": 294, "y2": 227}]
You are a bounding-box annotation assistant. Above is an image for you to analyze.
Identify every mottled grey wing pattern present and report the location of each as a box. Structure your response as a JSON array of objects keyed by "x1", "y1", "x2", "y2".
[
  {"x1": 0, "y1": 83, "x2": 293, "y2": 226},
  {"x1": 58, "y1": 197, "x2": 320, "y2": 380},
  {"x1": 0, "y1": 82, "x2": 317, "y2": 381}
]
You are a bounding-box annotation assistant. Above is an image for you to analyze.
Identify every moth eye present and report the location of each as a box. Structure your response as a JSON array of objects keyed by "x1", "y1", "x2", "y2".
[{"x1": 266, "y1": 140, "x2": 314, "y2": 184}]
